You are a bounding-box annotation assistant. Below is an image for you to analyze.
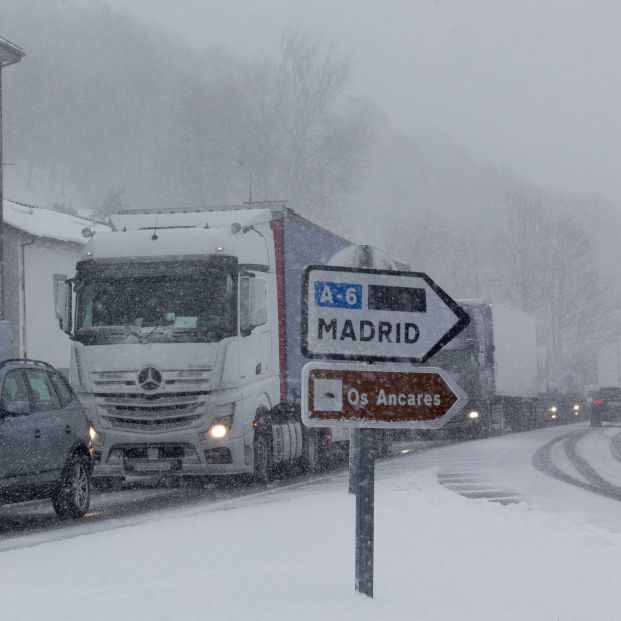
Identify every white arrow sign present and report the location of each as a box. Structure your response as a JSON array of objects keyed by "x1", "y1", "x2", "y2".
[{"x1": 301, "y1": 265, "x2": 470, "y2": 363}]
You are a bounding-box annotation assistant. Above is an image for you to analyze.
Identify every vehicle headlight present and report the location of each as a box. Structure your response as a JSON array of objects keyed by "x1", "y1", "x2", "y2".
[
  {"x1": 549, "y1": 406, "x2": 558, "y2": 413},
  {"x1": 88, "y1": 422, "x2": 102, "y2": 445},
  {"x1": 205, "y1": 415, "x2": 234, "y2": 441},
  {"x1": 551, "y1": 413, "x2": 557, "y2": 420},
  {"x1": 573, "y1": 404, "x2": 580, "y2": 411},
  {"x1": 203, "y1": 402, "x2": 235, "y2": 442},
  {"x1": 468, "y1": 410, "x2": 480, "y2": 420}
]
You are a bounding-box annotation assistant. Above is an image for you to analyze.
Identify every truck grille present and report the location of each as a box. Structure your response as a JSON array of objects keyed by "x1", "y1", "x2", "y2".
[
  {"x1": 106, "y1": 415, "x2": 201, "y2": 431},
  {"x1": 94, "y1": 391, "x2": 209, "y2": 433}
]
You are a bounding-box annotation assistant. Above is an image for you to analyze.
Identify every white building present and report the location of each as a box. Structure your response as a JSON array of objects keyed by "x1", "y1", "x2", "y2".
[{"x1": 3, "y1": 200, "x2": 109, "y2": 371}]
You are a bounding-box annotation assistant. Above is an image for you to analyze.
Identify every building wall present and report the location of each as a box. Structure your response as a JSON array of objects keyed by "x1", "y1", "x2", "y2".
[
  {"x1": 4, "y1": 229, "x2": 22, "y2": 358},
  {"x1": 22, "y1": 237, "x2": 81, "y2": 372}
]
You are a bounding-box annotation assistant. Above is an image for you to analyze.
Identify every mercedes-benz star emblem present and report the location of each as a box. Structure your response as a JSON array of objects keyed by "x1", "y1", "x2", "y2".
[{"x1": 138, "y1": 367, "x2": 162, "y2": 391}]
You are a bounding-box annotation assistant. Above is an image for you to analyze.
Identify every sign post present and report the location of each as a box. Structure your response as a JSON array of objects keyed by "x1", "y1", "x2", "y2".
[
  {"x1": 355, "y1": 427, "x2": 375, "y2": 597},
  {"x1": 300, "y1": 265, "x2": 469, "y2": 598}
]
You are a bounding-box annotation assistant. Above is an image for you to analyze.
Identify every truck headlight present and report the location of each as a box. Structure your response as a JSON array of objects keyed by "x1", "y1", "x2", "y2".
[
  {"x1": 468, "y1": 410, "x2": 480, "y2": 420},
  {"x1": 573, "y1": 404, "x2": 580, "y2": 412},
  {"x1": 549, "y1": 406, "x2": 557, "y2": 413},
  {"x1": 205, "y1": 415, "x2": 234, "y2": 441},
  {"x1": 88, "y1": 422, "x2": 102, "y2": 445}
]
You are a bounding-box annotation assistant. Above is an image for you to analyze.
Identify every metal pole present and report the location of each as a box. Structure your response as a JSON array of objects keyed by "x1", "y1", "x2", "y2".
[
  {"x1": 355, "y1": 427, "x2": 375, "y2": 597},
  {"x1": 617, "y1": 332, "x2": 621, "y2": 388},
  {"x1": 0, "y1": 42, "x2": 26, "y2": 322},
  {"x1": 349, "y1": 245, "x2": 374, "y2": 495},
  {"x1": 0, "y1": 67, "x2": 4, "y2": 320},
  {"x1": 354, "y1": 243, "x2": 376, "y2": 597},
  {"x1": 348, "y1": 428, "x2": 360, "y2": 493}
]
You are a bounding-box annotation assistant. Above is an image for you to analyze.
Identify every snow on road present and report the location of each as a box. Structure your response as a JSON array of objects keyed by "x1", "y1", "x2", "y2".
[{"x1": 3, "y1": 425, "x2": 621, "y2": 620}]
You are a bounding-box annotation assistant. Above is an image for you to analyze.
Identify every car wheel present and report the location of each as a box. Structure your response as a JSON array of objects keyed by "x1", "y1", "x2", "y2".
[
  {"x1": 253, "y1": 433, "x2": 273, "y2": 484},
  {"x1": 52, "y1": 453, "x2": 91, "y2": 519}
]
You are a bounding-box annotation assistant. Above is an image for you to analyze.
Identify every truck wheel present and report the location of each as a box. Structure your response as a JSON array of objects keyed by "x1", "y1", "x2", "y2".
[
  {"x1": 253, "y1": 433, "x2": 273, "y2": 484},
  {"x1": 301, "y1": 429, "x2": 320, "y2": 473},
  {"x1": 52, "y1": 453, "x2": 92, "y2": 519}
]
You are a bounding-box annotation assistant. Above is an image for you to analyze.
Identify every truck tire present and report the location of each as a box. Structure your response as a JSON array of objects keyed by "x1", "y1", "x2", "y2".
[
  {"x1": 52, "y1": 453, "x2": 92, "y2": 519},
  {"x1": 253, "y1": 433, "x2": 273, "y2": 484},
  {"x1": 301, "y1": 429, "x2": 320, "y2": 473}
]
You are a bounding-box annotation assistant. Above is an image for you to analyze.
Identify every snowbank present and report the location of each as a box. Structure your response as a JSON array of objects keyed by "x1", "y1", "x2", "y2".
[{"x1": 0, "y1": 465, "x2": 618, "y2": 621}]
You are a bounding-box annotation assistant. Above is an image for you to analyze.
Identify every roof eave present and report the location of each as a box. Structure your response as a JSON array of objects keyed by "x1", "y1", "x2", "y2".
[{"x1": 0, "y1": 36, "x2": 25, "y2": 67}]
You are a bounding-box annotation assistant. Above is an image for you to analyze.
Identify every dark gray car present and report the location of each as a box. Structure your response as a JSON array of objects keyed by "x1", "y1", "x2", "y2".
[{"x1": 0, "y1": 359, "x2": 92, "y2": 519}]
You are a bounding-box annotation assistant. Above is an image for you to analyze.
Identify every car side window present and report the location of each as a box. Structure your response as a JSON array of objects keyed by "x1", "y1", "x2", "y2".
[
  {"x1": 25, "y1": 369, "x2": 60, "y2": 412},
  {"x1": 49, "y1": 373, "x2": 74, "y2": 408},
  {"x1": 1, "y1": 370, "x2": 29, "y2": 406}
]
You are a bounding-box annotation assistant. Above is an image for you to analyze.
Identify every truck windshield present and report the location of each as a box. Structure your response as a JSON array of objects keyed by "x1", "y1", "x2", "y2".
[{"x1": 75, "y1": 273, "x2": 236, "y2": 345}]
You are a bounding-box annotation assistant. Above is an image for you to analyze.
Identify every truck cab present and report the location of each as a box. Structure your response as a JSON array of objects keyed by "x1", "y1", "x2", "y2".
[{"x1": 58, "y1": 207, "x2": 285, "y2": 480}]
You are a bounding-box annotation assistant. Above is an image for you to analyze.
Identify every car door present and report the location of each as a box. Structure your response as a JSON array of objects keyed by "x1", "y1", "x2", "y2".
[
  {"x1": 0, "y1": 369, "x2": 40, "y2": 484},
  {"x1": 23, "y1": 368, "x2": 66, "y2": 479},
  {"x1": 48, "y1": 371, "x2": 87, "y2": 454}
]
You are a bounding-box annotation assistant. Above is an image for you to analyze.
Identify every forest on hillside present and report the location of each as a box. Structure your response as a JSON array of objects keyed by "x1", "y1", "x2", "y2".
[{"x1": 3, "y1": 0, "x2": 620, "y2": 389}]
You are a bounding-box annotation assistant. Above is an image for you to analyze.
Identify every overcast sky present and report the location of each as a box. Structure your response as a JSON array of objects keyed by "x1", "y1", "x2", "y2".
[{"x1": 97, "y1": 0, "x2": 621, "y2": 205}]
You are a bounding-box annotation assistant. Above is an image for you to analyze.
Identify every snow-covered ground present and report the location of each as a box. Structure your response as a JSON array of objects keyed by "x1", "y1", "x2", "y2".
[{"x1": 3, "y1": 424, "x2": 621, "y2": 621}]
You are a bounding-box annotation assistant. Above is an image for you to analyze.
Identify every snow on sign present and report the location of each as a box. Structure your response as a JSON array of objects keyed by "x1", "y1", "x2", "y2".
[
  {"x1": 301, "y1": 265, "x2": 470, "y2": 363},
  {"x1": 301, "y1": 362, "x2": 467, "y2": 429}
]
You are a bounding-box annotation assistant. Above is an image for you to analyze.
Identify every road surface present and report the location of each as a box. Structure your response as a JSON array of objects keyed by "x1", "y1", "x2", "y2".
[{"x1": 3, "y1": 421, "x2": 621, "y2": 552}]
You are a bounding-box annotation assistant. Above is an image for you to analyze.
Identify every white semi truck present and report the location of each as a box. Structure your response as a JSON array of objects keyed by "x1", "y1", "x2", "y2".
[
  {"x1": 57, "y1": 202, "x2": 383, "y2": 482},
  {"x1": 428, "y1": 300, "x2": 538, "y2": 436}
]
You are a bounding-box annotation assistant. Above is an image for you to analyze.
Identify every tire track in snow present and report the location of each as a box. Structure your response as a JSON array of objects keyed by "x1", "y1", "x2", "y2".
[
  {"x1": 564, "y1": 431, "x2": 621, "y2": 499},
  {"x1": 532, "y1": 430, "x2": 596, "y2": 493},
  {"x1": 533, "y1": 428, "x2": 621, "y2": 502}
]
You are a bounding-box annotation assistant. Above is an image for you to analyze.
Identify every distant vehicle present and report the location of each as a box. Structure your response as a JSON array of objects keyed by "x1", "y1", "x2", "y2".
[
  {"x1": 0, "y1": 359, "x2": 92, "y2": 518},
  {"x1": 589, "y1": 387, "x2": 621, "y2": 427},
  {"x1": 585, "y1": 389, "x2": 598, "y2": 419},
  {"x1": 426, "y1": 300, "x2": 538, "y2": 437},
  {"x1": 540, "y1": 392, "x2": 584, "y2": 425}
]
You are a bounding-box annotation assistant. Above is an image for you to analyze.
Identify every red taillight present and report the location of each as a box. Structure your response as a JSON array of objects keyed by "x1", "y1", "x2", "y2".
[{"x1": 593, "y1": 399, "x2": 604, "y2": 406}]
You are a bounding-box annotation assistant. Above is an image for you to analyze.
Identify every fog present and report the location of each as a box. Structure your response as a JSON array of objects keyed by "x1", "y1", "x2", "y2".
[
  {"x1": 2, "y1": 0, "x2": 620, "y2": 390},
  {"x1": 5, "y1": 5, "x2": 621, "y2": 617},
  {"x1": 95, "y1": 0, "x2": 621, "y2": 204}
]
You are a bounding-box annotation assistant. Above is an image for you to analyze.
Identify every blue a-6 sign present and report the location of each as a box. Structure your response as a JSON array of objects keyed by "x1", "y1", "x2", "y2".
[{"x1": 302, "y1": 265, "x2": 469, "y2": 364}]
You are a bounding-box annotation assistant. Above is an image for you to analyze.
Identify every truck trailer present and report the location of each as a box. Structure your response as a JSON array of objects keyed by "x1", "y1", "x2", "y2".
[
  {"x1": 57, "y1": 203, "x2": 361, "y2": 482},
  {"x1": 427, "y1": 300, "x2": 538, "y2": 437}
]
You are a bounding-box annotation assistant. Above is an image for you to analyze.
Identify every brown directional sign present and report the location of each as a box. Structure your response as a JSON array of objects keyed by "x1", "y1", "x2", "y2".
[{"x1": 301, "y1": 362, "x2": 467, "y2": 429}]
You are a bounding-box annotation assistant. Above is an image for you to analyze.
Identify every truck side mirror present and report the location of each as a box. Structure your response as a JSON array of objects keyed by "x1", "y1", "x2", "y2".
[
  {"x1": 57, "y1": 280, "x2": 73, "y2": 336},
  {"x1": 240, "y1": 276, "x2": 267, "y2": 336}
]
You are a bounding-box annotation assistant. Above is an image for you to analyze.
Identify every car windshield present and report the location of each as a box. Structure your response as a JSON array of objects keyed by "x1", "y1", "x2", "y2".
[{"x1": 75, "y1": 272, "x2": 236, "y2": 345}]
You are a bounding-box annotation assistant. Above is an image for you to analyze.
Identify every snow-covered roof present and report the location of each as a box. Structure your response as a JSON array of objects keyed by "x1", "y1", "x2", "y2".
[
  {"x1": 0, "y1": 36, "x2": 25, "y2": 65},
  {"x1": 86, "y1": 226, "x2": 269, "y2": 265},
  {"x1": 109, "y1": 206, "x2": 276, "y2": 231},
  {"x1": 3, "y1": 200, "x2": 110, "y2": 245}
]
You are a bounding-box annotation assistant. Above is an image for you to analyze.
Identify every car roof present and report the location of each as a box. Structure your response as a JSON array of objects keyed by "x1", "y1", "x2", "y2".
[{"x1": 0, "y1": 359, "x2": 57, "y2": 372}]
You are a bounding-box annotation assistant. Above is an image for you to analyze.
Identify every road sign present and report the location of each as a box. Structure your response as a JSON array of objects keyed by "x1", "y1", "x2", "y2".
[
  {"x1": 302, "y1": 265, "x2": 470, "y2": 364},
  {"x1": 301, "y1": 361, "x2": 467, "y2": 429}
]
